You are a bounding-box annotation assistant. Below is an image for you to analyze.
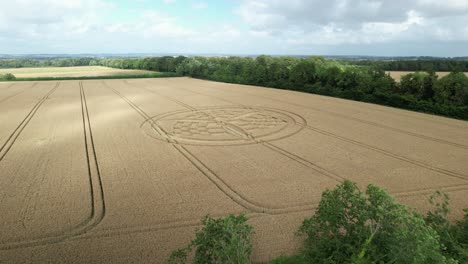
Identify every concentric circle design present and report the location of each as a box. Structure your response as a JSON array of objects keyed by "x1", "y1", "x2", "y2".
[{"x1": 142, "y1": 107, "x2": 306, "y2": 146}]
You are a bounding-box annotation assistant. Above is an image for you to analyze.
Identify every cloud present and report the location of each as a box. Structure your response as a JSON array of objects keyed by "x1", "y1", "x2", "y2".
[
  {"x1": 0, "y1": 0, "x2": 466, "y2": 55},
  {"x1": 0, "y1": 0, "x2": 112, "y2": 40},
  {"x1": 236, "y1": 0, "x2": 468, "y2": 47},
  {"x1": 191, "y1": 2, "x2": 208, "y2": 10}
]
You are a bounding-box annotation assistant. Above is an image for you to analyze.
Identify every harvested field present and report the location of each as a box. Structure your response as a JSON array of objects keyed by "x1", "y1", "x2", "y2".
[
  {"x1": 387, "y1": 70, "x2": 468, "y2": 81},
  {"x1": 0, "y1": 66, "x2": 153, "y2": 78},
  {"x1": 0, "y1": 77, "x2": 467, "y2": 263}
]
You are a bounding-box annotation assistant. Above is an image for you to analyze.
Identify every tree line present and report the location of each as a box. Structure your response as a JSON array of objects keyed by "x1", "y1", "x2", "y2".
[
  {"x1": 94, "y1": 56, "x2": 468, "y2": 119},
  {"x1": 348, "y1": 59, "x2": 468, "y2": 72},
  {"x1": 1, "y1": 56, "x2": 467, "y2": 120},
  {"x1": 0, "y1": 58, "x2": 94, "y2": 68}
]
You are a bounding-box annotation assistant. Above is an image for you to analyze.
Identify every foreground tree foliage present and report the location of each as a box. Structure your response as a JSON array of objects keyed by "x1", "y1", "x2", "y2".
[
  {"x1": 169, "y1": 181, "x2": 467, "y2": 263},
  {"x1": 167, "y1": 214, "x2": 253, "y2": 264},
  {"x1": 296, "y1": 181, "x2": 448, "y2": 263},
  {"x1": 272, "y1": 181, "x2": 468, "y2": 264},
  {"x1": 425, "y1": 192, "x2": 468, "y2": 262}
]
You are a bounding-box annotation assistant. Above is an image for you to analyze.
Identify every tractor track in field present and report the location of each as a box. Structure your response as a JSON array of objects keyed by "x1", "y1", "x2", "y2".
[
  {"x1": 393, "y1": 183, "x2": 468, "y2": 198},
  {"x1": 0, "y1": 83, "x2": 38, "y2": 104},
  {"x1": 105, "y1": 81, "x2": 324, "y2": 215},
  {"x1": 250, "y1": 83, "x2": 468, "y2": 131},
  {"x1": 0, "y1": 82, "x2": 59, "y2": 162},
  {"x1": 4, "y1": 79, "x2": 466, "y2": 248},
  {"x1": 0, "y1": 82, "x2": 106, "y2": 250},
  {"x1": 137, "y1": 82, "x2": 344, "y2": 183},
  {"x1": 302, "y1": 125, "x2": 468, "y2": 181},
  {"x1": 134, "y1": 83, "x2": 338, "y2": 177},
  {"x1": 64, "y1": 183, "x2": 468, "y2": 242},
  {"x1": 0, "y1": 83, "x2": 15, "y2": 88},
  {"x1": 154, "y1": 81, "x2": 468, "y2": 181},
  {"x1": 71, "y1": 212, "x2": 270, "y2": 242},
  {"x1": 172, "y1": 79, "x2": 468, "y2": 149}
]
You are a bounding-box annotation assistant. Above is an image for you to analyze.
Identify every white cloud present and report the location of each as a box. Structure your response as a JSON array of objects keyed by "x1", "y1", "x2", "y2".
[
  {"x1": 0, "y1": 0, "x2": 467, "y2": 55},
  {"x1": 236, "y1": 0, "x2": 468, "y2": 46},
  {"x1": 191, "y1": 2, "x2": 208, "y2": 10},
  {"x1": 0, "y1": 0, "x2": 112, "y2": 40}
]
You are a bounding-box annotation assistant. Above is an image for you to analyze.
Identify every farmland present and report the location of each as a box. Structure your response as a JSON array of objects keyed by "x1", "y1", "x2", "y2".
[
  {"x1": 0, "y1": 77, "x2": 467, "y2": 263},
  {"x1": 387, "y1": 71, "x2": 468, "y2": 82},
  {"x1": 0, "y1": 66, "x2": 154, "y2": 78}
]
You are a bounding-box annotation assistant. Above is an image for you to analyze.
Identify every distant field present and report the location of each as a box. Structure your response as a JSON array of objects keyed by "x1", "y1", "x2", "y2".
[
  {"x1": 0, "y1": 66, "x2": 154, "y2": 78},
  {"x1": 387, "y1": 71, "x2": 468, "y2": 82}
]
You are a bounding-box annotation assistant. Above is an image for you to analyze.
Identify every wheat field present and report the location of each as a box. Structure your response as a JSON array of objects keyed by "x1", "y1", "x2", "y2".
[{"x1": 0, "y1": 77, "x2": 467, "y2": 263}]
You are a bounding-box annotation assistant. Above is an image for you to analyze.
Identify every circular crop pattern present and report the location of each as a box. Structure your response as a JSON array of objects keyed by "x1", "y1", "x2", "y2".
[{"x1": 142, "y1": 107, "x2": 306, "y2": 146}]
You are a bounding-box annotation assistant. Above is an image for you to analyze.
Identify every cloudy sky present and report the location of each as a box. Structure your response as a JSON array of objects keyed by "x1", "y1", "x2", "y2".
[{"x1": 1, "y1": 0, "x2": 467, "y2": 56}]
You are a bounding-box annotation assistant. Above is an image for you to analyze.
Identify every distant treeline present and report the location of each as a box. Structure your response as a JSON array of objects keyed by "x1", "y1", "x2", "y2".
[
  {"x1": 95, "y1": 56, "x2": 467, "y2": 119},
  {"x1": 347, "y1": 59, "x2": 468, "y2": 72},
  {"x1": 0, "y1": 58, "x2": 94, "y2": 68},
  {"x1": 1, "y1": 56, "x2": 467, "y2": 120}
]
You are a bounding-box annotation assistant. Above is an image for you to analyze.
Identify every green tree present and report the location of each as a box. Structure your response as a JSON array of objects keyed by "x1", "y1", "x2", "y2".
[
  {"x1": 289, "y1": 59, "x2": 318, "y2": 89},
  {"x1": 434, "y1": 72, "x2": 468, "y2": 106},
  {"x1": 422, "y1": 71, "x2": 437, "y2": 100},
  {"x1": 425, "y1": 192, "x2": 468, "y2": 262},
  {"x1": 298, "y1": 181, "x2": 448, "y2": 263},
  {"x1": 0, "y1": 73, "x2": 16, "y2": 80},
  {"x1": 400, "y1": 72, "x2": 428, "y2": 99},
  {"x1": 168, "y1": 214, "x2": 254, "y2": 264}
]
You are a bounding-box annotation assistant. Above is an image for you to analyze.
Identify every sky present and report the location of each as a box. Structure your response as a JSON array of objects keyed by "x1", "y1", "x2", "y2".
[{"x1": 0, "y1": 0, "x2": 467, "y2": 56}]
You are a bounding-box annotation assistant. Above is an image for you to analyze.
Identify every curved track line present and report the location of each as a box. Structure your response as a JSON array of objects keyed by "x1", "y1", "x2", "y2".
[
  {"x1": 158, "y1": 83, "x2": 468, "y2": 181},
  {"x1": 141, "y1": 85, "x2": 195, "y2": 110},
  {"x1": 140, "y1": 81, "x2": 468, "y2": 203},
  {"x1": 262, "y1": 142, "x2": 344, "y2": 182},
  {"x1": 0, "y1": 83, "x2": 37, "y2": 104},
  {"x1": 71, "y1": 212, "x2": 270, "y2": 241},
  {"x1": 250, "y1": 92, "x2": 468, "y2": 149},
  {"x1": 0, "y1": 82, "x2": 15, "y2": 88},
  {"x1": 66, "y1": 183, "x2": 468, "y2": 242},
  {"x1": 3, "y1": 80, "x2": 466, "y2": 249},
  {"x1": 0, "y1": 82, "x2": 106, "y2": 250},
  {"x1": 33, "y1": 79, "x2": 459, "y2": 243},
  {"x1": 303, "y1": 125, "x2": 468, "y2": 181},
  {"x1": 123, "y1": 81, "x2": 344, "y2": 208},
  {"x1": 235, "y1": 82, "x2": 468, "y2": 131},
  {"x1": 0, "y1": 82, "x2": 58, "y2": 162},
  {"x1": 134, "y1": 83, "x2": 334, "y2": 174},
  {"x1": 107, "y1": 81, "x2": 321, "y2": 214},
  {"x1": 174, "y1": 144, "x2": 318, "y2": 214},
  {"x1": 0, "y1": 90, "x2": 26, "y2": 104},
  {"x1": 174, "y1": 80, "x2": 468, "y2": 149},
  {"x1": 79, "y1": 81, "x2": 107, "y2": 232},
  {"x1": 394, "y1": 183, "x2": 468, "y2": 198}
]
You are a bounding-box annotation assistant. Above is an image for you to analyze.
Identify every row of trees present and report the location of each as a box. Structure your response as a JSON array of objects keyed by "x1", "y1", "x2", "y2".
[
  {"x1": 0, "y1": 58, "x2": 94, "y2": 68},
  {"x1": 168, "y1": 181, "x2": 468, "y2": 263},
  {"x1": 4, "y1": 57, "x2": 467, "y2": 72},
  {"x1": 400, "y1": 71, "x2": 468, "y2": 106},
  {"x1": 349, "y1": 59, "x2": 468, "y2": 72},
  {"x1": 90, "y1": 56, "x2": 186, "y2": 72},
  {"x1": 1, "y1": 56, "x2": 467, "y2": 119},
  {"x1": 139, "y1": 55, "x2": 466, "y2": 120}
]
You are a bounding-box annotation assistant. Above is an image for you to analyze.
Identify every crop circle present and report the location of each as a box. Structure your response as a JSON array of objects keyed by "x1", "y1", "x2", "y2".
[{"x1": 141, "y1": 107, "x2": 306, "y2": 146}]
